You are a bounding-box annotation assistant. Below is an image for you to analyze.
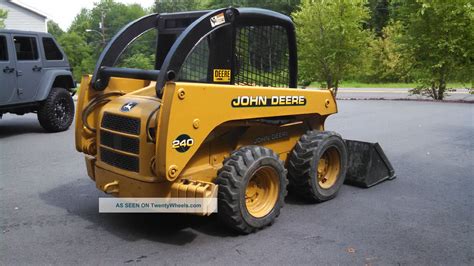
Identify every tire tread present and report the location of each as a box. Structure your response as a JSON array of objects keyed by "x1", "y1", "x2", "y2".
[
  {"x1": 288, "y1": 130, "x2": 344, "y2": 202},
  {"x1": 215, "y1": 145, "x2": 287, "y2": 234}
]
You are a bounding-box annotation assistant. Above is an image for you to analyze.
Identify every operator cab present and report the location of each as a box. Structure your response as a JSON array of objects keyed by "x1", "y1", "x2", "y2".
[{"x1": 91, "y1": 8, "x2": 297, "y2": 97}]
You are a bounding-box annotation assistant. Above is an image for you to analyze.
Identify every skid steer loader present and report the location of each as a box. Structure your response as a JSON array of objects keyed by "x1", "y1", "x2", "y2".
[{"x1": 75, "y1": 7, "x2": 395, "y2": 234}]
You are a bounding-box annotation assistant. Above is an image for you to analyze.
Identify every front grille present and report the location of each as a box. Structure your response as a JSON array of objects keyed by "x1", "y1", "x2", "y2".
[
  {"x1": 100, "y1": 147, "x2": 139, "y2": 172},
  {"x1": 101, "y1": 112, "x2": 140, "y2": 135},
  {"x1": 100, "y1": 130, "x2": 139, "y2": 154}
]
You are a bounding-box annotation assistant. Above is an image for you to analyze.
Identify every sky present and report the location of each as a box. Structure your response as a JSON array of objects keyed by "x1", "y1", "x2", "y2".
[{"x1": 18, "y1": 0, "x2": 155, "y2": 31}]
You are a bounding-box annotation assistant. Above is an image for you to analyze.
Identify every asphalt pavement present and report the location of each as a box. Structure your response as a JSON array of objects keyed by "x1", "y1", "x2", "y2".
[
  {"x1": 1, "y1": 100, "x2": 473, "y2": 265},
  {"x1": 330, "y1": 88, "x2": 474, "y2": 102}
]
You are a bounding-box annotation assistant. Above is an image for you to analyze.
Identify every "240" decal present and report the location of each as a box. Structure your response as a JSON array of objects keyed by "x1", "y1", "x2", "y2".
[{"x1": 172, "y1": 134, "x2": 194, "y2": 153}]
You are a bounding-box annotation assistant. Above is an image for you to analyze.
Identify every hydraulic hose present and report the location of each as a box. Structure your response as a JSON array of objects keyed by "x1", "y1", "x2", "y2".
[{"x1": 81, "y1": 92, "x2": 125, "y2": 133}]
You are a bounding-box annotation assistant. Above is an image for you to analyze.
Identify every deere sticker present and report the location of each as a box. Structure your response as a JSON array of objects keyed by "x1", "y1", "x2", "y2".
[
  {"x1": 213, "y1": 69, "x2": 231, "y2": 82},
  {"x1": 210, "y1": 13, "x2": 225, "y2": 27},
  {"x1": 231, "y1": 96, "x2": 307, "y2": 107}
]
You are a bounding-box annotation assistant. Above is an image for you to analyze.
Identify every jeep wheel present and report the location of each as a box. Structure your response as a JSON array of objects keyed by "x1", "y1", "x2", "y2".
[
  {"x1": 215, "y1": 146, "x2": 288, "y2": 234},
  {"x1": 38, "y1": 87, "x2": 74, "y2": 132}
]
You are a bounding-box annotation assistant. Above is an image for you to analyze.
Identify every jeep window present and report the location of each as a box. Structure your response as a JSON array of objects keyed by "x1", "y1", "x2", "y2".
[
  {"x1": 0, "y1": 36, "x2": 7, "y2": 61},
  {"x1": 42, "y1": 37, "x2": 63, "y2": 60},
  {"x1": 14, "y1": 36, "x2": 39, "y2": 61}
]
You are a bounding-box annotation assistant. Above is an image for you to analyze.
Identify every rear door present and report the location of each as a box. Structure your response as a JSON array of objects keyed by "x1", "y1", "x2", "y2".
[
  {"x1": 13, "y1": 34, "x2": 43, "y2": 102},
  {"x1": 0, "y1": 33, "x2": 17, "y2": 105}
]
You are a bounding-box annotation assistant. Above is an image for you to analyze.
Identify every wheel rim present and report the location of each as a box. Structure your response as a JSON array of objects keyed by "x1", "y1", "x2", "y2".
[
  {"x1": 54, "y1": 98, "x2": 68, "y2": 125},
  {"x1": 245, "y1": 166, "x2": 280, "y2": 218},
  {"x1": 317, "y1": 147, "x2": 341, "y2": 189}
]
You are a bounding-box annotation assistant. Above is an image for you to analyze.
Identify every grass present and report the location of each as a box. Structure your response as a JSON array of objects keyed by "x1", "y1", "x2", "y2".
[{"x1": 309, "y1": 81, "x2": 471, "y2": 89}]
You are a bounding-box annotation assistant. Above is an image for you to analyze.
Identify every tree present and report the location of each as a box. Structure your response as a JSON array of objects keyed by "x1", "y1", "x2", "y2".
[
  {"x1": 89, "y1": 1, "x2": 146, "y2": 41},
  {"x1": 293, "y1": 0, "x2": 372, "y2": 92},
  {"x1": 205, "y1": 0, "x2": 301, "y2": 15},
  {"x1": 0, "y1": 9, "x2": 8, "y2": 29},
  {"x1": 65, "y1": 0, "x2": 151, "y2": 77},
  {"x1": 47, "y1": 20, "x2": 64, "y2": 38},
  {"x1": 363, "y1": 21, "x2": 413, "y2": 82},
  {"x1": 366, "y1": 0, "x2": 390, "y2": 37},
  {"x1": 154, "y1": 0, "x2": 301, "y2": 15},
  {"x1": 68, "y1": 8, "x2": 92, "y2": 38},
  {"x1": 396, "y1": 0, "x2": 473, "y2": 100},
  {"x1": 117, "y1": 53, "x2": 155, "y2": 70},
  {"x1": 154, "y1": 0, "x2": 203, "y2": 13},
  {"x1": 57, "y1": 32, "x2": 94, "y2": 81}
]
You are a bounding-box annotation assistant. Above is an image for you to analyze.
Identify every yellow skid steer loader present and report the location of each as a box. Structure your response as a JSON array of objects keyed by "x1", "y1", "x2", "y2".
[{"x1": 75, "y1": 8, "x2": 395, "y2": 234}]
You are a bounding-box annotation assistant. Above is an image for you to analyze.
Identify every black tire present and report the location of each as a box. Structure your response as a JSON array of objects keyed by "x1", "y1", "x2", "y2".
[
  {"x1": 215, "y1": 146, "x2": 288, "y2": 234},
  {"x1": 37, "y1": 87, "x2": 74, "y2": 132},
  {"x1": 288, "y1": 131, "x2": 348, "y2": 202}
]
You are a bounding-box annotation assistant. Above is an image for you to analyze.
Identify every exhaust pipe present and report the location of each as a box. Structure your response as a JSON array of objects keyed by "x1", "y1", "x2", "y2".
[{"x1": 344, "y1": 140, "x2": 396, "y2": 188}]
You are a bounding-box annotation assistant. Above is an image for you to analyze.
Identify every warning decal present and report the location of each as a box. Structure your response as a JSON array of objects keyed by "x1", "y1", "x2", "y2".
[{"x1": 210, "y1": 13, "x2": 225, "y2": 27}]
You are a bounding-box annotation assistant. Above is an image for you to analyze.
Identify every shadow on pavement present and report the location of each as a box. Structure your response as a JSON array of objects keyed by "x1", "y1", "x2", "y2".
[
  {"x1": 0, "y1": 117, "x2": 45, "y2": 138},
  {"x1": 39, "y1": 178, "x2": 239, "y2": 245},
  {"x1": 284, "y1": 191, "x2": 314, "y2": 205}
]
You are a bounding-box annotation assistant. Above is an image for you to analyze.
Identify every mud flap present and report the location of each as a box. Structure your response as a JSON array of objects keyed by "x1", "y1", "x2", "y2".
[{"x1": 344, "y1": 140, "x2": 396, "y2": 188}]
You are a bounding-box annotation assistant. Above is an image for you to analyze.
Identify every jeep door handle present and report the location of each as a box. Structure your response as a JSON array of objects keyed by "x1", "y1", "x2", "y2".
[
  {"x1": 32, "y1": 65, "x2": 42, "y2": 72},
  {"x1": 3, "y1": 66, "x2": 14, "y2": 73}
]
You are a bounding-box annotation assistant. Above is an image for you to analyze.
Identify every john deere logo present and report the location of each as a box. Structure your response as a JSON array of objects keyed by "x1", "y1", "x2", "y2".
[
  {"x1": 231, "y1": 96, "x2": 306, "y2": 108},
  {"x1": 121, "y1": 102, "x2": 138, "y2": 112}
]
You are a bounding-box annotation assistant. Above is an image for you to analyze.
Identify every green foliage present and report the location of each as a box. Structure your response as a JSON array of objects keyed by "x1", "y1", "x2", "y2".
[
  {"x1": 154, "y1": 0, "x2": 203, "y2": 13},
  {"x1": 299, "y1": 0, "x2": 472, "y2": 99},
  {"x1": 205, "y1": 0, "x2": 301, "y2": 15},
  {"x1": 55, "y1": 0, "x2": 152, "y2": 80},
  {"x1": 154, "y1": 0, "x2": 301, "y2": 15},
  {"x1": 91, "y1": 1, "x2": 146, "y2": 40},
  {"x1": 366, "y1": 0, "x2": 390, "y2": 37},
  {"x1": 0, "y1": 9, "x2": 8, "y2": 29},
  {"x1": 115, "y1": 29, "x2": 157, "y2": 69},
  {"x1": 293, "y1": 0, "x2": 372, "y2": 91},
  {"x1": 396, "y1": 0, "x2": 473, "y2": 100},
  {"x1": 89, "y1": 0, "x2": 151, "y2": 67},
  {"x1": 56, "y1": 32, "x2": 94, "y2": 81},
  {"x1": 68, "y1": 9, "x2": 92, "y2": 39},
  {"x1": 47, "y1": 21, "x2": 64, "y2": 38},
  {"x1": 69, "y1": 1, "x2": 147, "y2": 48},
  {"x1": 361, "y1": 21, "x2": 413, "y2": 82},
  {"x1": 118, "y1": 53, "x2": 155, "y2": 70}
]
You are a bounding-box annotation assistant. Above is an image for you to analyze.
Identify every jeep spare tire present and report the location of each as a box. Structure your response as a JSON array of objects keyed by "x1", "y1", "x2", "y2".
[{"x1": 38, "y1": 87, "x2": 74, "y2": 132}]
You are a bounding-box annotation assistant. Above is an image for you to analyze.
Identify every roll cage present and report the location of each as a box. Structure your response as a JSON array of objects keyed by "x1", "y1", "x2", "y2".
[{"x1": 91, "y1": 7, "x2": 297, "y2": 98}]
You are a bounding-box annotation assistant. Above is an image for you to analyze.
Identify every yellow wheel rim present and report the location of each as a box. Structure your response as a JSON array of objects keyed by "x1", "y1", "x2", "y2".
[
  {"x1": 317, "y1": 147, "x2": 341, "y2": 189},
  {"x1": 245, "y1": 166, "x2": 280, "y2": 218}
]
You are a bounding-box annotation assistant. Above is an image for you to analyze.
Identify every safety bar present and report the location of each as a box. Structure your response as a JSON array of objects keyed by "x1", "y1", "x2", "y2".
[
  {"x1": 100, "y1": 67, "x2": 160, "y2": 81},
  {"x1": 91, "y1": 7, "x2": 297, "y2": 97}
]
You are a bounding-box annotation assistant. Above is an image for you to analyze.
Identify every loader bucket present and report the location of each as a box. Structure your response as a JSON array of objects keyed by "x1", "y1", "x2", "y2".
[{"x1": 344, "y1": 140, "x2": 396, "y2": 188}]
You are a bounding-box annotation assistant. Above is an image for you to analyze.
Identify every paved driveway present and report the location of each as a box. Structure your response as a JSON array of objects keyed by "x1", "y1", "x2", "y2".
[
  {"x1": 315, "y1": 87, "x2": 474, "y2": 102},
  {"x1": 1, "y1": 100, "x2": 472, "y2": 265}
]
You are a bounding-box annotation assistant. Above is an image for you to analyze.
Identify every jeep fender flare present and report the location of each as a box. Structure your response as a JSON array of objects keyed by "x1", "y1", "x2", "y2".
[{"x1": 36, "y1": 70, "x2": 75, "y2": 101}]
